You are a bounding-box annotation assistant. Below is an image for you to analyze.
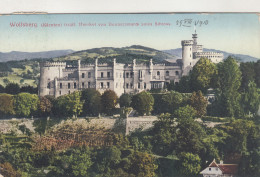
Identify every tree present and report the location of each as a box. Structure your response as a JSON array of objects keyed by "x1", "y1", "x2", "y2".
[
  {"x1": 190, "y1": 57, "x2": 217, "y2": 92},
  {"x1": 55, "y1": 91, "x2": 83, "y2": 117},
  {"x1": 174, "y1": 105, "x2": 197, "y2": 119},
  {"x1": 119, "y1": 93, "x2": 132, "y2": 108},
  {"x1": 0, "y1": 93, "x2": 15, "y2": 117},
  {"x1": 175, "y1": 111, "x2": 206, "y2": 154},
  {"x1": 13, "y1": 93, "x2": 39, "y2": 117},
  {"x1": 128, "y1": 151, "x2": 158, "y2": 177},
  {"x1": 189, "y1": 91, "x2": 208, "y2": 117},
  {"x1": 178, "y1": 152, "x2": 201, "y2": 176},
  {"x1": 216, "y1": 56, "x2": 242, "y2": 117},
  {"x1": 0, "y1": 162, "x2": 22, "y2": 177},
  {"x1": 131, "y1": 91, "x2": 154, "y2": 116},
  {"x1": 49, "y1": 149, "x2": 93, "y2": 177},
  {"x1": 5, "y1": 82, "x2": 20, "y2": 95},
  {"x1": 38, "y1": 96, "x2": 53, "y2": 117},
  {"x1": 175, "y1": 75, "x2": 192, "y2": 93},
  {"x1": 240, "y1": 62, "x2": 256, "y2": 91},
  {"x1": 81, "y1": 89, "x2": 102, "y2": 116},
  {"x1": 20, "y1": 85, "x2": 38, "y2": 94},
  {"x1": 224, "y1": 119, "x2": 258, "y2": 154},
  {"x1": 254, "y1": 60, "x2": 260, "y2": 88},
  {"x1": 162, "y1": 91, "x2": 183, "y2": 114},
  {"x1": 152, "y1": 113, "x2": 176, "y2": 156},
  {"x1": 242, "y1": 81, "x2": 260, "y2": 116},
  {"x1": 101, "y1": 90, "x2": 118, "y2": 115},
  {"x1": 0, "y1": 84, "x2": 5, "y2": 93}
]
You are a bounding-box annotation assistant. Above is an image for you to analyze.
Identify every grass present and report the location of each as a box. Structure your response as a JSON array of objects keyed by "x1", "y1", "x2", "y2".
[{"x1": 0, "y1": 74, "x2": 36, "y2": 87}]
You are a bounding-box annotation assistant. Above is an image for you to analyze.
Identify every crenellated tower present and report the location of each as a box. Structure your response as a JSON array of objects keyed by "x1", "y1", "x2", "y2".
[{"x1": 39, "y1": 62, "x2": 66, "y2": 97}]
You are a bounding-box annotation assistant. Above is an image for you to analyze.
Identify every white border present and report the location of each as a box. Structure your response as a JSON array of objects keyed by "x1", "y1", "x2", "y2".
[{"x1": 0, "y1": 0, "x2": 260, "y2": 14}]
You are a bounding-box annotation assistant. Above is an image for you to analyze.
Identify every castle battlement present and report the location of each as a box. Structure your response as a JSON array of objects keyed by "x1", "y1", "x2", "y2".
[
  {"x1": 154, "y1": 63, "x2": 165, "y2": 66},
  {"x1": 81, "y1": 64, "x2": 95, "y2": 67},
  {"x1": 40, "y1": 62, "x2": 66, "y2": 67},
  {"x1": 63, "y1": 68, "x2": 77, "y2": 71},
  {"x1": 196, "y1": 52, "x2": 223, "y2": 55},
  {"x1": 181, "y1": 40, "x2": 193, "y2": 46}
]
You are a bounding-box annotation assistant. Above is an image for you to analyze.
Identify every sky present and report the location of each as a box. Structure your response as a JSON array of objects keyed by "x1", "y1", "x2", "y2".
[{"x1": 0, "y1": 13, "x2": 259, "y2": 58}]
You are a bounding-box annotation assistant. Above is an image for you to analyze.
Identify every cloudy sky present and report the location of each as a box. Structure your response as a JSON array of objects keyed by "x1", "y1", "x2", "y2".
[{"x1": 0, "y1": 13, "x2": 259, "y2": 58}]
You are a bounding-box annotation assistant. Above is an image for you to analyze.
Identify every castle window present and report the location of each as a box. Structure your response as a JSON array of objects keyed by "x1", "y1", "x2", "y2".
[
  {"x1": 60, "y1": 83, "x2": 62, "y2": 89},
  {"x1": 209, "y1": 168, "x2": 211, "y2": 171},
  {"x1": 157, "y1": 71, "x2": 160, "y2": 76},
  {"x1": 126, "y1": 72, "x2": 129, "y2": 78},
  {"x1": 130, "y1": 83, "x2": 133, "y2": 88},
  {"x1": 68, "y1": 90, "x2": 70, "y2": 94},
  {"x1": 47, "y1": 82, "x2": 51, "y2": 89},
  {"x1": 88, "y1": 82, "x2": 91, "y2": 88},
  {"x1": 100, "y1": 82, "x2": 103, "y2": 88},
  {"x1": 130, "y1": 72, "x2": 134, "y2": 78},
  {"x1": 138, "y1": 83, "x2": 140, "y2": 89},
  {"x1": 175, "y1": 71, "x2": 179, "y2": 76},
  {"x1": 126, "y1": 83, "x2": 129, "y2": 89},
  {"x1": 107, "y1": 82, "x2": 110, "y2": 88},
  {"x1": 59, "y1": 91, "x2": 61, "y2": 95},
  {"x1": 68, "y1": 83, "x2": 71, "y2": 89},
  {"x1": 144, "y1": 83, "x2": 146, "y2": 89},
  {"x1": 166, "y1": 71, "x2": 169, "y2": 76},
  {"x1": 88, "y1": 72, "x2": 91, "y2": 78},
  {"x1": 101, "y1": 72, "x2": 104, "y2": 78},
  {"x1": 107, "y1": 72, "x2": 110, "y2": 78},
  {"x1": 74, "y1": 83, "x2": 77, "y2": 89},
  {"x1": 82, "y1": 73, "x2": 85, "y2": 78},
  {"x1": 82, "y1": 82, "x2": 84, "y2": 88}
]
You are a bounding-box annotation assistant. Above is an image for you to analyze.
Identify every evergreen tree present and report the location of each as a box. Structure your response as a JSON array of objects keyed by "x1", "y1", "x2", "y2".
[{"x1": 216, "y1": 56, "x2": 242, "y2": 117}]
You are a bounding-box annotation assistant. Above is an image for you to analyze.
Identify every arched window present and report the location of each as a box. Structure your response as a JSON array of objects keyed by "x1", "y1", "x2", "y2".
[
  {"x1": 157, "y1": 71, "x2": 160, "y2": 76},
  {"x1": 175, "y1": 71, "x2": 179, "y2": 76},
  {"x1": 166, "y1": 71, "x2": 169, "y2": 76}
]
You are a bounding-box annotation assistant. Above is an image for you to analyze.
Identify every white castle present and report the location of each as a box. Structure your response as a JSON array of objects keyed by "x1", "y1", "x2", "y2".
[{"x1": 39, "y1": 33, "x2": 223, "y2": 97}]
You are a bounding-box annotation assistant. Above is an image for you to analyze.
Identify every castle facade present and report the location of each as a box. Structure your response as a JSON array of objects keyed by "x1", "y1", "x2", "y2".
[{"x1": 39, "y1": 33, "x2": 223, "y2": 97}]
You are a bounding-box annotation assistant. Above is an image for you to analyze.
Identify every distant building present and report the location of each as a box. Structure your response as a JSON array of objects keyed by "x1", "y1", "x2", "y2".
[
  {"x1": 39, "y1": 33, "x2": 224, "y2": 97},
  {"x1": 200, "y1": 159, "x2": 238, "y2": 177}
]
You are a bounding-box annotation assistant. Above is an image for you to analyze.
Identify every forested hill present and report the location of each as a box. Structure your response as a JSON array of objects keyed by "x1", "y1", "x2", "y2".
[
  {"x1": 51, "y1": 45, "x2": 176, "y2": 64},
  {"x1": 163, "y1": 48, "x2": 260, "y2": 62},
  {"x1": 0, "y1": 50, "x2": 75, "y2": 62},
  {"x1": 0, "y1": 45, "x2": 176, "y2": 63}
]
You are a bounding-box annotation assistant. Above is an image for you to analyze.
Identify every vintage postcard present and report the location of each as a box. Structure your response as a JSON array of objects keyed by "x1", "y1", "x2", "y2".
[{"x1": 0, "y1": 13, "x2": 259, "y2": 177}]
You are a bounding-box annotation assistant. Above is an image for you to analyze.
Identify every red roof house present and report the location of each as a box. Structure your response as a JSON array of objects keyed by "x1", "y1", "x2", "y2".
[{"x1": 200, "y1": 159, "x2": 238, "y2": 177}]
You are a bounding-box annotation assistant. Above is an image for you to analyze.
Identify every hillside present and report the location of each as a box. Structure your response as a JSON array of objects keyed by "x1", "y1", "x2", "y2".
[
  {"x1": 0, "y1": 50, "x2": 75, "y2": 62},
  {"x1": 52, "y1": 45, "x2": 176, "y2": 63},
  {"x1": 163, "y1": 48, "x2": 260, "y2": 62}
]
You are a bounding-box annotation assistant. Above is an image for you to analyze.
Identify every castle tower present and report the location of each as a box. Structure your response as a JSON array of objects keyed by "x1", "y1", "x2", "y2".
[
  {"x1": 181, "y1": 40, "x2": 193, "y2": 76},
  {"x1": 39, "y1": 62, "x2": 66, "y2": 97},
  {"x1": 192, "y1": 31, "x2": 198, "y2": 45}
]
